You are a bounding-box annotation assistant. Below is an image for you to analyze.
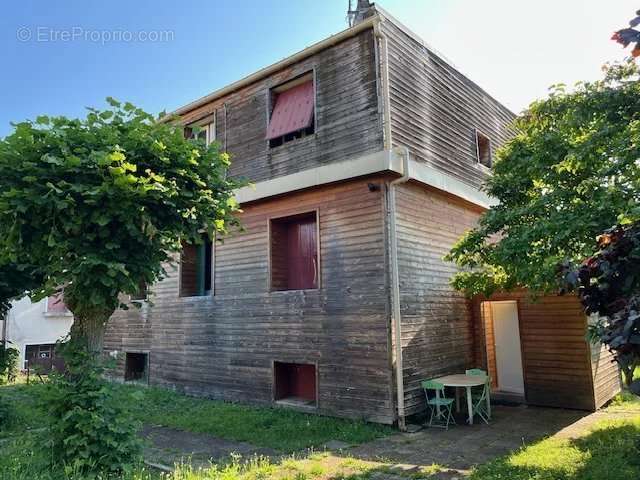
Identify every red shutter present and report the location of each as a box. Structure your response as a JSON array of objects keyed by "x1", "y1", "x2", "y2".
[
  {"x1": 286, "y1": 217, "x2": 317, "y2": 290},
  {"x1": 266, "y1": 81, "x2": 315, "y2": 140}
]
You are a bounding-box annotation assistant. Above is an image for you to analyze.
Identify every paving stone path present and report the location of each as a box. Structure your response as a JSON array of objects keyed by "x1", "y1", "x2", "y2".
[{"x1": 142, "y1": 404, "x2": 640, "y2": 478}]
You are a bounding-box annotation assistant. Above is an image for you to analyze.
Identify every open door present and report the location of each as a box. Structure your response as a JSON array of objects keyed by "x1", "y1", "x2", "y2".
[{"x1": 491, "y1": 301, "x2": 525, "y2": 395}]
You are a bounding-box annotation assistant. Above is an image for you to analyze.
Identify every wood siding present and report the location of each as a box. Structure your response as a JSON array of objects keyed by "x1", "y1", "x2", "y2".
[
  {"x1": 394, "y1": 181, "x2": 483, "y2": 416},
  {"x1": 590, "y1": 342, "x2": 622, "y2": 409},
  {"x1": 473, "y1": 292, "x2": 619, "y2": 411},
  {"x1": 180, "y1": 29, "x2": 383, "y2": 185},
  {"x1": 481, "y1": 302, "x2": 499, "y2": 390},
  {"x1": 381, "y1": 20, "x2": 515, "y2": 189},
  {"x1": 105, "y1": 177, "x2": 395, "y2": 424}
]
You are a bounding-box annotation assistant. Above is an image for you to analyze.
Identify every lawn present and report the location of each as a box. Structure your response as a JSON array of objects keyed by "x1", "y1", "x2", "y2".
[
  {"x1": 2, "y1": 378, "x2": 640, "y2": 480},
  {"x1": 0, "y1": 379, "x2": 391, "y2": 451},
  {"x1": 469, "y1": 416, "x2": 640, "y2": 480}
]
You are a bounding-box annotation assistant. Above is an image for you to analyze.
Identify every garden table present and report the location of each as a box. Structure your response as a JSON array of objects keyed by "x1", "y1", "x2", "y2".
[{"x1": 431, "y1": 373, "x2": 490, "y2": 425}]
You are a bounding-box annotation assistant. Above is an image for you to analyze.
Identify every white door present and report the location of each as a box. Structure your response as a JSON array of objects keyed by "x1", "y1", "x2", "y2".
[{"x1": 492, "y1": 301, "x2": 525, "y2": 395}]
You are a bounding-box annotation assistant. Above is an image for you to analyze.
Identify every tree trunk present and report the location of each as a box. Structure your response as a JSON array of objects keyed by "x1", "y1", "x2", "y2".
[{"x1": 69, "y1": 309, "x2": 113, "y2": 356}]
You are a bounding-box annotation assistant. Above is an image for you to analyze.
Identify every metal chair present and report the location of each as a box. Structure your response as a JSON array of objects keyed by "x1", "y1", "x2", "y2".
[
  {"x1": 422, "y1": 379, "x2": 456, "y2": 429},
  {"x1": 466, "y1": 368, "x2": 491, "y2": 424}
]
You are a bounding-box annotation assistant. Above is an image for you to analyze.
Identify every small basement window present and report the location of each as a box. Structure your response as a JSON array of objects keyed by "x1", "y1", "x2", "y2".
[
  {"x1": 180, "y1": 238, "x2": 213, "y2": 297},
  {"x1": 124, "y1": 352, "x2": 148, "y2": 382},
  {"x1": 270, "y1": 212, "x2": 319, "y2": 291},
  {"x1": 476, "y1": 130, "x2": 492, "y2": 168},
  {"x1": 267, "y1": 73, "x2": 315, "y2": 148},
  {"x1": 274, "y1": 362, "x2": 317, "y2": 407}
]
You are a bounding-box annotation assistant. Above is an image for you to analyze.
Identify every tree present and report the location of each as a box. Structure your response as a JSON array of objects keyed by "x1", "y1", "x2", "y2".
[
  {"x1": 0, "y1": 98, "x2": 242, "y2": 354},
  {"x1": 446, "y1": 61, "x2": 640, "y2": 297},
  {"x1": 0, "y1": 261, "x2": 42, "y2": 320},
  {"x1": 562, "y1": 224, "x2": 640, "y2": 390},
  {"x1": 612, "y1": 9, "x2": 640, "y2": 58},
  {"x1": 446, "y1": 61, "x2": 640, "y2": 387}
]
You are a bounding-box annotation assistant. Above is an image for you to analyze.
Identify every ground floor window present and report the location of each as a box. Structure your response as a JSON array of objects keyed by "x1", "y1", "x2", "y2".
[
  {"x1": 24, "y1": 343, "x2": 64, "y2": 373},
  {"x1": 124, "y1": 352, "x2": 149, "y2": 382},
  {"x1": 274, "y1": 361, "x2": 317, "y2": 407},
  {"x1": 180, "y1": 238, "x2": 213, "y2": 297},
  {"x1": 270, "y1": 212, "x2": 319, "y2": 291}
]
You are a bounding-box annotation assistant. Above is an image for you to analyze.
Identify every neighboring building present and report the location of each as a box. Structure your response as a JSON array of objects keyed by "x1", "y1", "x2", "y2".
[
  {"x1": 104, "y1": 3, "x2": 620, "y2": 426},
  {"x1": 3, "y1": 294, "x2": 73, "y2": 373}
]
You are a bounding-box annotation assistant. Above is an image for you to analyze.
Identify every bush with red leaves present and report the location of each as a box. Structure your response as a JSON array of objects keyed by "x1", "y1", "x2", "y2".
[
  {"x1": 563, "y1": 223, "x2": 640, "y2": 393},
  {"x1": 612, "y1": 10, "x2": 640, "y2": 58}
]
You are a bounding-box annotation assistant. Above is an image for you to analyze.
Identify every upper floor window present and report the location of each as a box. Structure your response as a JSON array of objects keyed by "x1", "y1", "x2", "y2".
[
  {"x1": 270, "y1": 211, "x2": 319, "y2": 291},
  {"x1": 180, "y1": 238, "x2": 213, "y2": 297},
  {"x1": 267, "y1": 73, "x2": 315, "y2": 148},
  {"x1": 476, "y1": 130, "x2": 492, "y2": 168},
  {"x1": 46, "y1": 292, "x2": 68, "y2": 314},
  {"x1": 185, "y1": 120, "x2": 216, "y2": 145}
]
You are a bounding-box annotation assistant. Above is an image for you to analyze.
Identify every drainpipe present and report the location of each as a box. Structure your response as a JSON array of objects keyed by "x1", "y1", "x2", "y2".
[
  {"x1": 388, "y1": 146, "x2": 410, "y2": 431},
  {"x1": 375, "y1": 15, "x2": 408, "y2": 431},
  {"x1": 373, "y1": 17, "x2": 392, "y2": 151}
]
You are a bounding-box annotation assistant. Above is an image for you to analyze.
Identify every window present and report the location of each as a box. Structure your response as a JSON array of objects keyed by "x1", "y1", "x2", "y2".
[
  {"x1": 124, "y1": 352, "x2": 148, "y2": 382},
  {"x1": 180, "y1": 238, "x2": 213, "y2": 297},
  {"x1": 25, "y1": 343, "x2": 64, "y2": 373},
  {"x1": 185, "y1": 121, "x2": 215, "y2": 145},
  {"x1": 476, "y1": 130, "x2": 492, "y2": 168},
  {"x1": 46, "y1": 293, "x2": 68, "y2": 314},
  {"x1": 274, "y1": 362, "x2": 317, "y2": 407},
  {"x1": 267, "y1": 73, "x2": 315, "y2": 148},
  {"x1": 270, "y1": 212, "x2": 319, "y2": 291}
]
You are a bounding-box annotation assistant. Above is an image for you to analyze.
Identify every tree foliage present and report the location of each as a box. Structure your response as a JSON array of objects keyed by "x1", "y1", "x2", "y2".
[
  {"x1": 612, "y1": 9, "x2": 640, "y2": 58},
  {"x1": 446, "y1": 61, "x2": 640, "y2": 297},
  {"x1": 562, "y1": 224, "x2": 640, "y2": 390},
  {"x1": 0, "y1": 261, "x2": 42, "y2": 319},
  {"x1": 0, "y1": 98, "x2": 242, "y2": 351}
]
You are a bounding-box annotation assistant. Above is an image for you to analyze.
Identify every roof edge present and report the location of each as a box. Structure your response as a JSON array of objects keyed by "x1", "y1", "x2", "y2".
[
  {"x1": 164, "y1": 15, "x2": 378, "y2": 120},
  {"x1": 374, "y1": 4, "x2": 517, "y2": 118}
]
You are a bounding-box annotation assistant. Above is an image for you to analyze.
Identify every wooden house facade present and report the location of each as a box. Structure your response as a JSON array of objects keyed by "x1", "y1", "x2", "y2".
[{"x1": 104, "y1": 3, "x2": 620, "y2": 426}]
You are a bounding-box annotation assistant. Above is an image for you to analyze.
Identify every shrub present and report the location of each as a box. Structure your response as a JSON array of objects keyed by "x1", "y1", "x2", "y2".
[
  {"x1": 44, "y1": 338, "x2": 143, "y2": 475},
  {"x1": 0, "y1": 341, "x2": 19, "y2": 384}
]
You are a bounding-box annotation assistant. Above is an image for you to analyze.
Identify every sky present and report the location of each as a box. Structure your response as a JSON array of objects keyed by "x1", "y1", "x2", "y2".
[{"x1": 0, "y1": 0, "x2": 636, "y2": 137}]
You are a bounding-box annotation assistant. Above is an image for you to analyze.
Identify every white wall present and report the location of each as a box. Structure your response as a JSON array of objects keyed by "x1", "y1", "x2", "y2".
[{"x1": 4, "y1": 297, "x2": 73, "y2": 369}]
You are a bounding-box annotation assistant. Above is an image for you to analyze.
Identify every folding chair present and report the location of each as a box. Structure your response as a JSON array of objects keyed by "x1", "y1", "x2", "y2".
[
  {"x1": 422, "y1": 380, "x2": 456, "y2": 429},
  {"x1": 466, "y1": 368, "x2": 491, "y2": 424}
]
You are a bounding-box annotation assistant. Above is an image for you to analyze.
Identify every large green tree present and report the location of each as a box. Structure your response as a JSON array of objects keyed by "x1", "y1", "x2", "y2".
[
  {"x1": 446, "y1": 60, "x2": 640, "y2": 387},
  {"x1": 447, "y1": 61, "x2": 640, "y2": 296},
  {"x1": 0, "y1": 98, "x2": 241, "y2": 353}
]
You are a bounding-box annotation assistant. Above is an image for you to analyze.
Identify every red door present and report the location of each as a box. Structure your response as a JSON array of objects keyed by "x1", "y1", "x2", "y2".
[{"x1": 286, "y1": 217, "x2": 317, "y2": 290}]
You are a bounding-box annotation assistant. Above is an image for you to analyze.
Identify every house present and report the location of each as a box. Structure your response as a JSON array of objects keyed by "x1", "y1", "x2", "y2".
[
  {"x1": 104, "y1": 2, "x2": 621, "y2": 426},
  {"x1": 2, "y1": 293, "x2": 73, "y2": 373}
]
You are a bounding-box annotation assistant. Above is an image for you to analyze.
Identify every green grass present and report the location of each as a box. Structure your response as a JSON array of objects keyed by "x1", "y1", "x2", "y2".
[
  {"x1": 113, "y1": 384, "x2": 391, "y2": 452},
  {"x1": 606, "y1": 390, "x2": 640, "y2": 412},
  {"x1": 0, "y1": 377, "x2": 391, "y2": 452},
  {"x1": 4, "y1": 377, "x2": 640, "y2": 480},
  {"x1": 469, "y1": 417, "x2": 640, "y2": 480}
]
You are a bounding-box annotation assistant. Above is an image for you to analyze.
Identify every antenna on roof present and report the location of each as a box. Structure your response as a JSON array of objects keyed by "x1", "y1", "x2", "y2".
[{"x1": 347, "y1": 0, "x2": 373, "y2": 27}]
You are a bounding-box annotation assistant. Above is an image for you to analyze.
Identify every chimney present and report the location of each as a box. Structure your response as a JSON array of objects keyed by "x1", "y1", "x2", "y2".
[{"x1": 347, "y1": 0, "x2": 374, "y2": 27}]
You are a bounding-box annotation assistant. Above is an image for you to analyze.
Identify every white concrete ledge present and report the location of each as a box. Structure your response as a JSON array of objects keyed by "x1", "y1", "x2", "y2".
[{"x1": 234, "y1": 149, "x2": 496, "y2": 209}]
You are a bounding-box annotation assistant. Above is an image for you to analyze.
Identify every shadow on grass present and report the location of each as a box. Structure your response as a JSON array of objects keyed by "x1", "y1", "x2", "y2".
[{"x1": 469, "y1": 419, "x2": 640, "y2": 480}]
